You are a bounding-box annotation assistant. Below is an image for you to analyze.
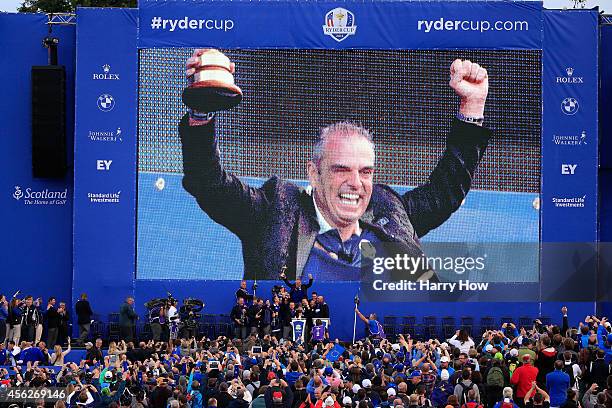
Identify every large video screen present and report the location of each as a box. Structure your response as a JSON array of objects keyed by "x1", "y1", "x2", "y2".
[{"x1": 137, "y1": 48, "x2": 541, "y2": 283}]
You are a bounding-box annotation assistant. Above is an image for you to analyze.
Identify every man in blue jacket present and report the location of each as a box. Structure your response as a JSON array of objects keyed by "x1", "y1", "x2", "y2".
[{"x1": 546, "y1": 360, "x2": 570, "y2": 408}]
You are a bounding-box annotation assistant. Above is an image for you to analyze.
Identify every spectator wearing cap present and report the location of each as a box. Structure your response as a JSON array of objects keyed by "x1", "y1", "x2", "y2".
[
  {"x1": 492, "y1": 387, "x2": 520, "y2": 408},
  {"x1": 342, "y1": 396, "x2": 353, "y2": 408},
  {"x1": 438, "y1": 356, "x2": 456, "y2": 379},
  {"x1": 431, "y1": 370, "x2": 454, "y2": 408},
  {"x1": 511, "y1": 355, "x2": 539, "y2": 406},
  {"x1": 407, "y1": 370, "x2": 423, "y2": 395},
  {"x1": 316, "y1": 395, "x2": 341, "y2": 408},
  {"x1": 384, "y1": 388, "x2": 397, "y2": 407},
  {"x1": 362, "y1": 379, "x2": 381, "y2": 407}
]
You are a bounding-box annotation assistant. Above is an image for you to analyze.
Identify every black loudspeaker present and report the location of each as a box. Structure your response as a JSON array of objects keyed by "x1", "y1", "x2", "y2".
[{"x1": 31, "y1": 65, "x2": 67, "y2": 178}]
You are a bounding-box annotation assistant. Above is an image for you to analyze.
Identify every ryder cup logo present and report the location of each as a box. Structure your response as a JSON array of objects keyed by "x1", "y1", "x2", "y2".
[
  {"x1": 561, "y1": 97, "x2": 579, "y2": 115},
  {"x1": 97, "y1": 94, "x2": 115, "y2": 112},
  {"x1": 323, "y1": 8, "x2": 357, "y2": 42},
  {"x1": 13, "y1": 186, "x2": 23, "y2": 200}
]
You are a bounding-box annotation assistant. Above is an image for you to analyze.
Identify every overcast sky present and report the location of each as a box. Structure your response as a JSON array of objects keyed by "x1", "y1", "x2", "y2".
[{"x1": 0, "y1": 0, "x2": 607, "y2": 15}]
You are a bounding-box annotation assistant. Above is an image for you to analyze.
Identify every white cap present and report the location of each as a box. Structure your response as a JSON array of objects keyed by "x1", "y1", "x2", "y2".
[
  {"x1": 440, "y1": 356, "x2": 450, "y2": 363},
  {"x1": 343, "y1": 397, "x2": 353, "y2": 405},
  {"x1": 362, "y1": 379, "x2": 372, "y2": 388},
  {"x1": 440, "y1": 369, "x2": 450, "y2": 381},
  {"x1": 387, "y1": 388, "x2": 397, "y2": 397},
  {"x1": 485, "y1": 344, "x2": 493, "y2": 352},
  {"x1": 352, "y1": 384, "x2": 361, "y2": 394},
  {"x1": 325, "y1": 397, "x2": 335, "y2": 406},
  {"x1": 510, "y1": 349, "x2": 519, "y2": 357}
]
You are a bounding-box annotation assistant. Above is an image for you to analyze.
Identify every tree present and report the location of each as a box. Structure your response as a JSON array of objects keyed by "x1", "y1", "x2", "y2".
[{"x1": 18, "y1": 0, "x2": 136, "y2": 13}]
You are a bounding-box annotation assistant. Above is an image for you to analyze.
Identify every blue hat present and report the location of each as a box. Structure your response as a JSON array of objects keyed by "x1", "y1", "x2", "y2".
[
  {"x1": 607, "y1": 333, "x2": 612, "y2": 343},
  {"x1": 410, "y1": 370, "x2": 422, "y2": 378},
  {"x1": 394, "y1": 364, "x2": 405, "y2": 372},
  {"x1": 324, "y1": 367, "x2": 334, "y2": 376},
  {"x1": 383, "y1": 353, "x2": 392, "y2": 361}
]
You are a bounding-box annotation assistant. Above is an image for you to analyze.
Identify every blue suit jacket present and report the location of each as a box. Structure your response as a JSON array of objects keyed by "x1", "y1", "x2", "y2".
[{"x1": 180, "y1": 116, "x2": 491, "y2": 280}]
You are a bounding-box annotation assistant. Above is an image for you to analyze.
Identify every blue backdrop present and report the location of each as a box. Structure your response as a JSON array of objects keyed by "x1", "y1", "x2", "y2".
[
  {"x1": 0, "y1": 5, "x2": 608, "y2": 343},
  {"x1": 0, "y1": 13, "x2": 75, "y2": 307}
]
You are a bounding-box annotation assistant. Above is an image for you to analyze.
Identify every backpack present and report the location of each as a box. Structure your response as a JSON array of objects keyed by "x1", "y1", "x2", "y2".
[
  {"x1": 500, "y1": 400, "x2": 514, "y2": 408},
  {"x1": 460, "y1": 402, "x2": 482, "y2": 408},
  {"x1": 487, "y1": 367, "x2": 505, "y2": 388},
  {"x1": 563, "y1": 364, "x2": 578, "y2": 390},
  {"x1": 459, "y1": 382, "x2": 476, "y2": 405}
]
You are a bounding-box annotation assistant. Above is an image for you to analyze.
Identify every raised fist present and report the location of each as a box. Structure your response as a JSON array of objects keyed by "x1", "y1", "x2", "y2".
[{"x1": 449, "y1": 59, "x2": 488, "y2": 118}]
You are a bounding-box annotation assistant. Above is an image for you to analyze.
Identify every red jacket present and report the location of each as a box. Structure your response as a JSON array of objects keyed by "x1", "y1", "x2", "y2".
[{"x1": 511, "y1": 363, "x2": 539, "y2": 398}]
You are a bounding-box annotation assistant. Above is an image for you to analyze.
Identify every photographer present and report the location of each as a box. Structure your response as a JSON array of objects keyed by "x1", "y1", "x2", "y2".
[{"x1": 180, "y1": 298, "x2": 204, "y2": 339}]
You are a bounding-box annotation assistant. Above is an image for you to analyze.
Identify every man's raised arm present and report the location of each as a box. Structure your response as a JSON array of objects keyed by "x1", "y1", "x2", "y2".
[
  {"x1": 402, "y1": 59, "x2": 492, "y2": 237},
  {"x1": 179, "y1": 49, "x2": 271, "y2": 239}
]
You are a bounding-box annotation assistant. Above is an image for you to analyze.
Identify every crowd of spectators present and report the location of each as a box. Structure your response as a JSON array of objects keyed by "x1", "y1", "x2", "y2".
[{"x1": 0, "y1": 305, "x2": 609, "y2": 408}]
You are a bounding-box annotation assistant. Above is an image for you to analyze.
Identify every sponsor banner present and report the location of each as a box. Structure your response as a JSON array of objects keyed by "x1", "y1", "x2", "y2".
[
  {"x1": 11, "y1": 186, "x2": 69, "y2": 206},
  {"x1": 541, "y1": 10, "x2": 598, "y2": 301},
  {"x1": 138, "y1": 1, "x2": 543, "y2": 49},
  {"x1": 72, "y1": 8, "x2": 138, "y2": 307},
  {"x1": 541, "y1": 10, "x2": 598, "y2": 243}
]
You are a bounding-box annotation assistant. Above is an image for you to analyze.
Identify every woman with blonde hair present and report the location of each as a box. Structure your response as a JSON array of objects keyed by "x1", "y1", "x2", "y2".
[{"x1": 49, "y1": 337, "x2": 71, "y2": 366}]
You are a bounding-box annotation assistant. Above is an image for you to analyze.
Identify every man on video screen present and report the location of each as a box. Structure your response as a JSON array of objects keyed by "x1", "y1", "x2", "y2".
[{"x1": 179, "y1": 49, "x2": 491, "y2": 281}]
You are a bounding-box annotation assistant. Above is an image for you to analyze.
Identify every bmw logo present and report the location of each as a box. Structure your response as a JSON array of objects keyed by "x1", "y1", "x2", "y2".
[
  {"x1": 561, "y1": 97, "x2": 579, "y2": 115},
  {"x1": 97, "y1": 94, "x2": 115, "y2": 112}
]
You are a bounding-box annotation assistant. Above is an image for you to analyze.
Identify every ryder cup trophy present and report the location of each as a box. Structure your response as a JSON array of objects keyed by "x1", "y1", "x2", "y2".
[{"x1": 183, "y1": 49, "x2": 243, "y2": 113}]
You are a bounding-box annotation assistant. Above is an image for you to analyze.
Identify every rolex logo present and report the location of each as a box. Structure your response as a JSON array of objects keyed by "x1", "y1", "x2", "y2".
[
  {"x1": 93, "y1": 64, "x2": 119, "y2": 80},
  {"x1": 556, "y1": 67, "x2": 582, "y2": 84}
]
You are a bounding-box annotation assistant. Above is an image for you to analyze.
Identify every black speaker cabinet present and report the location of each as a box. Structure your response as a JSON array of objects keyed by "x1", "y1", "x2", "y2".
[{"x1": 31, "y1": 65, "x2": 67, "y2": 178}]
